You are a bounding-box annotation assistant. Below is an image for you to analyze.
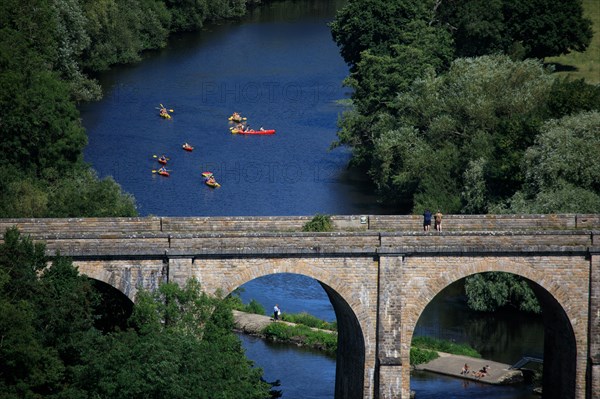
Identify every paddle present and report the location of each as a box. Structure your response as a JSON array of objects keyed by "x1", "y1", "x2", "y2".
[
  {"x1": 159, "y1": 104, "x2": 174, "y2": 112},
  {"x1": 153, "y1": 155, "x2": 170, "y2": 160},
  {"x1": 152, "y1": 169, "x2": 172, "y2": 173}
]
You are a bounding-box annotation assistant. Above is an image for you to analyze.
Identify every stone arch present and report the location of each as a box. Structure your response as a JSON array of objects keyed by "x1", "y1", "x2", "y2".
[
  {"x1": 211, "y1": 257, "x2": 371, "y2": 399},
  {"x1": 404, "y1": 255, "x2": 587, "y2": 399},
  {"x1": 88, "y1": 278, "x2": 134, "y2": 332},
  {"x1": 74, "y1": 259, "x2": 166, "y2": 302}
]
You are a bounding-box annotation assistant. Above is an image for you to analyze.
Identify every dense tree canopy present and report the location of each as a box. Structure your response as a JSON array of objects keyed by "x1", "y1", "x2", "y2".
[
  {"x1": 438, "y1": 0, "x2": 593, "y2": 59},
  {"x1": 331, "y1": 0, "x2": 599, "y2": 215},
  {"x1": 0, "y1": 228, "x2": 275, "y2": 398},
  {"x1": 330, "y1": 0, "x2": 443, "y2": 69}
]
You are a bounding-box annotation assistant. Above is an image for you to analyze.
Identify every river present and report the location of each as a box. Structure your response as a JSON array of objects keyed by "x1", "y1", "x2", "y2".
[{"x1": 79, "y1": 1, "x2": 540, "y2": 397}]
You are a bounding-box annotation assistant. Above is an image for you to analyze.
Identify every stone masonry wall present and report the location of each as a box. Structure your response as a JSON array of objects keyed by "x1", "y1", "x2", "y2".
[
  {"x1": 170, "y1": 255, "x2": 380, "y2": 398},
  {"x1": 397, "y1": 255, "x2": 590, "y2": 399},
  {"x1": 590, "y1": 253, "x2": 600, "y2": 397}
]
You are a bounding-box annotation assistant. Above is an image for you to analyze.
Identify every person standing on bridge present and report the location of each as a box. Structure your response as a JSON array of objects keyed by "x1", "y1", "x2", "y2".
[
  {"x1": 435, "y1": 210, "x2": 443, "y2": 231},
  {"x1": 423, "y1": 209, "x2": 432, "y2": 231},
  {"x1": 273, "y1": 304, "x2": 280, "y2": 321}
]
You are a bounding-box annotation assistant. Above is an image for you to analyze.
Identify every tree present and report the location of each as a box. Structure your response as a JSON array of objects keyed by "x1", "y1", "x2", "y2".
[
  {"x1": 330, "y1": 0, "x2": 442, "y2": 69},
  {"x1": 498, "y1": 111, "x2": 600, "y2": 213},
  {"x1": 439, "y1": 0, "x2": 593, "y2": 59},
  {"x1": 502, "y1": 0, "x2": 593, "y2": 59},
  {"x1": 74, "y1": 280, "x2": 273, "y2": 399},
  {"x1": 369, "y1": 55, "x2": 554, "y2": 212},
  {"x1": 465, "y1": 272, "x2": 541, "y2": 313}
]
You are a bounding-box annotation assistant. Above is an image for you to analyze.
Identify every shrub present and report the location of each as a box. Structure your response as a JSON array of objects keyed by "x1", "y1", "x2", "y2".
[
  {"x1": 302, "y1": 214, "x2": 333, "y2": 232},
  {"x1": 411, "y1": 336, "x2": 481, "y2": 358},
  {"x1": 282, "y1": 312, "x2": 336, "y2": 331},
  {"x1": 410, "y1": 347, "x2": 439, "y2": 365}
]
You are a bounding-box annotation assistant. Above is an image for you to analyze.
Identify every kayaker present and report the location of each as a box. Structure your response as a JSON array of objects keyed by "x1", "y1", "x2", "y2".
[
  {"x1": 158, "y1": 155, "x2": 167, "y2": 163},
  {"x1": 158, "y1": 166, "x2": 167, "y2": 174},
  {"x1": 159, "y1": 107, "x2": 168, "y2": 116},
  {"x1": 207, "y1": 176, "x2": 216, "y2": 185}
]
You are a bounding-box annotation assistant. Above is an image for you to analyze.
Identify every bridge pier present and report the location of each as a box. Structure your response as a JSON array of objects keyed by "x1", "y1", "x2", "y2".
[{"x1": 590, "y1": 252, "x2": 600, "y2": 397}]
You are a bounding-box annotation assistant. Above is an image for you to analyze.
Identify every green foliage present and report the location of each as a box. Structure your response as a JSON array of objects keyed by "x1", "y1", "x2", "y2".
[
  {"x1": 330, "y1": 0, "x2": 440, "y2": 68},
  {"x1": 499, "y1": 111, "x2": 600, "y2": 213},
  {"x1": 0, "y1": 230, "x2": 273, "y2": 398},
  {"x1": 546, "y1": 77, "x2": 600, "y2": 118},
  {"x1": 80, "y1": 0, "x2": 172, "y2": 71},
  {"x1": 302, "y1": 214, "x2": 334, "y2": 232},
  {"x1": 465, "y1": 272, "x2": 541, "y2": 313},
  {"x1": 78, "y1": 280, "x2": 272, "y2": 399},
  {"x1": 262, "y1": 322, "x2": 338, "y2": 355},
  {"x1": 0, "y1": 167, "x2": 137, "y2": 218},
  {"x1": 439, "y1": 0, "x2": 593, "y2": 59},
  {"x1": 245, "y1": 298, "x2": 266, "y2": 315},
  {"x1": 375, "y1": 55, "x2": 554, "y2": 212},
  {"x1": 411, "y1": 336, "x2": 482, "y2": 358},
  {"x1": 409, "y1": 347, "x2": 439, "y2": 365},
  {"x1": 46, "y1": 169, "x2": 138, "y2": 217},
  {"x1": 0, "y1": 228, "x2": 98, "y2": 397},
  {"x1": 281, "y1": 311, "x2": 337, "y2": 331}
]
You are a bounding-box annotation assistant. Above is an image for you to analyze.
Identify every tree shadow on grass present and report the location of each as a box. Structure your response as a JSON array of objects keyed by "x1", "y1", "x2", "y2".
[{"x1": 544, "y1": 62, "x2": 579, "y2": 72}]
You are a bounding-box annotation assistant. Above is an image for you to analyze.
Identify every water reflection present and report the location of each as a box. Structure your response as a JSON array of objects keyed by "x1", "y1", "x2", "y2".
[
  {"x1": 414, "y1": 280, "x2": 544, "y2": 365},
  {"x1": 239, "y1": 334, "x2": 336, "y2": 399}
]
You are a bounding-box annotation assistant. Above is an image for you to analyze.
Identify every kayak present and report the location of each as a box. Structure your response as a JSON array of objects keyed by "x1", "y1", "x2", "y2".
[
  {"x1": 237, "y1": 129, "x2": 275, "y2": 135},
  {"x1": 158, "y1": 170, "x2": 170, "y2": 177},
  {"x1": 157, "y1": 158, "x2": 168, "y2": 165},
  {"x1": 182, "y1": 144, "x2": 193, "y2": 151},
  {"x1": 160, "y1": 112, "x2": 171, "y2": 119},
  {"x1": 205, "y1": 179, "x2": 220, "y2": 188}
]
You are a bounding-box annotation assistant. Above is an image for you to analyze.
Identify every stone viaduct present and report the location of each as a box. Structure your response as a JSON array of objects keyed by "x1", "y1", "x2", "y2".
[{"x1": 1, "y1": 214, "x2": 599, "y2": 399}]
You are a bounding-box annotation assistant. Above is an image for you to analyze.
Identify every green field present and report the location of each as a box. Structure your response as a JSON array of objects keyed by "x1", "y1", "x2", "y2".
[{"x1": 545, "y1": 0, "x2": 600, "y2": 84}]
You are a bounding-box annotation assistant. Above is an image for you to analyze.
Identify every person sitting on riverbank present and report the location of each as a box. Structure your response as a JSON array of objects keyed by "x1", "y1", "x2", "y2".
[
  {"x1": 474, "y1": 365, "x2": 489, "y2": 379},
  {"x1": 460, "y1": 363, "x2": 469, "y2": 375}
]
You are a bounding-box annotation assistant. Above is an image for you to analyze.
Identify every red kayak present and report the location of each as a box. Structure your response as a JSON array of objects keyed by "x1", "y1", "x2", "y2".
[
  {"x1": 182, "y1": 144, "x2": 193, "y2": 151},
  {"x1": 157, "y1": 158, "x2": 168, "y2": 165},
  {"x1": 237, "y1": 129, "x2": 275, "y2": 135},
  {"x1": 158, "y1": 170, "x2": 169, "y2": 177}
]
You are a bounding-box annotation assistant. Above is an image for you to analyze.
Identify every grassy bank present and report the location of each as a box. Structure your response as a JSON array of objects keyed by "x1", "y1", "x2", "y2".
[
  {"x1": 262, "y1": 322, "x2": 338, "y2": 356},
  {"x1": 545, "y1": 0, "x2": 599, "y2": 83},
  {"x1": 410, "y1": 336, "x2": 482, "y2": 366}
]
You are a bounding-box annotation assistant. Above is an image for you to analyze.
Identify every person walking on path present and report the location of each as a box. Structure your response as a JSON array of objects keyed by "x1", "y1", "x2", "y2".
[
  {"x1": 435, "y1": 210, "x2": 443, "y2": 231},
  {"x1": 423, "y1": 209, "x2": 432, "y2": 231},
  {"x1": 273, "y1": 304, "x2": 280, "y2": 321}
]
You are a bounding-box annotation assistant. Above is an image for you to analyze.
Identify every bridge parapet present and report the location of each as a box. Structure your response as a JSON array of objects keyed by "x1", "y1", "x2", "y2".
[{"x1": 1, "y1": 214, "x2": 598, "y2": 237}]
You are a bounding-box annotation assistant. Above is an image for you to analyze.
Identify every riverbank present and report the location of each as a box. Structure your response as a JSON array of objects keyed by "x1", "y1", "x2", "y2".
[
  {"x1": 414, "y1": 353, "x2": 523, "y2": 385},
  {"x1": 232, "y1": 310, "x2": 336, "y2": 352},
  {"x1": 233, "y1": 310, "x2": 524, "y2": 386}
]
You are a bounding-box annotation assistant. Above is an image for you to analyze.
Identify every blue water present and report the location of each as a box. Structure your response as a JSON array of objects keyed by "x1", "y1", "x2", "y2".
[
  {"x1": 80, "y1": 0, "x2": 385, "y2": 217},
  {"x1": 79, "y1": 1, "x2": 541, "y2": 397}
]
